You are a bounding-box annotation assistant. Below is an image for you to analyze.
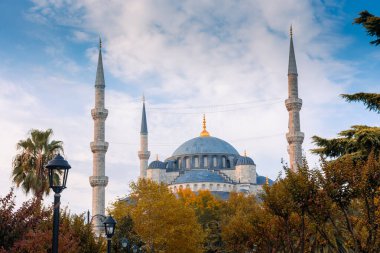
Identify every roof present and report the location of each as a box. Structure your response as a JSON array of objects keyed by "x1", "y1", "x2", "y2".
[
  {"x1": 172, "y1": 136, "x2": 239, "y2": 157},
  {"x1": 288, "y1": 27, "x2": 298, "y2": 75},
  {"x1": 148, "y1": 160, "x2": 166, "y2": 169},
  {"x1": 95, "y1": 41, "x2": 105, "y2": 87},
  {"x1": 140, "y1": 102, "x2": 148, "y2": 134},
  {"x1": 236, "y1": 156, "x2": 255, "y2": 166},
  {"x1": 173, "y1": 170, "x2": 232, "y2": 184}
]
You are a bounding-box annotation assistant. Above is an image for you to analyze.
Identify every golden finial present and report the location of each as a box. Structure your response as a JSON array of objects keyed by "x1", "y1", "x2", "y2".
[
  {"x1": 244, "y1": 150, "x2": 247, "y2": 157},
  {"x1": 156, "y1": 154, "x2": 159, "y2": 161},
  {"x1": 99, "y1": 36, "x2": 102, "y2": 49},
  {"x1": 200, "y1": 114, "x2": 210, "y2": 137},
  {"x1": 290, "y1": 25, "x2": 293, "y2": 37},
  {"x1": 142, "y1": 93, "x2": 145, "y2": 103},
  {"x1": 265, "y1": 176, "x2": 269, "y2": 186}
]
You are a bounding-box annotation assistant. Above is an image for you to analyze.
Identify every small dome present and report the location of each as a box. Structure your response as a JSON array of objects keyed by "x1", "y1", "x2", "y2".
[
  {"x1": 148, "y1": 160, "x2": 166, "y2": 170},
  {"x1": 236, "y1": 156, "x2": 255, "y2": 166},
  {"x1": 166, "y1": 160, "x2": 176, "y2": 171}
]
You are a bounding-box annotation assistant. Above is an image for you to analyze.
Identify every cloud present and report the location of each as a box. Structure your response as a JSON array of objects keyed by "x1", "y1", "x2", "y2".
[{"x1": 1, "y1": 0, "x2": 378, "y2": 214}]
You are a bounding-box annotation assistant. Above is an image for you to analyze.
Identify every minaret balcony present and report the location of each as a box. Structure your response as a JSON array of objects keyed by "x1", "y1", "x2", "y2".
[
  {"x1": 90, "y1": 141, "x2": 109, "y2": 152},
  {"x1": 91, "y1": 108, "x2": 108, "y2": 120},
  {"x1": 285, "y1": 98, "x2": 302, "y2": 111},
  {"x1": 286, "y1": 132, "x2": 304, "y2": 144},
  {"x1": 138, "y1": 151, "x2": 151, "y2": 159},
  {"x1": 89, "y1": 176, "x2": 109, "y2": 187}
]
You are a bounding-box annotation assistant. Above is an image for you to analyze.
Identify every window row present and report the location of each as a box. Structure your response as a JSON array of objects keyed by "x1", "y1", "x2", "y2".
[{"x1": 175, "y1": 155, "x2": 232, "y2": 169}]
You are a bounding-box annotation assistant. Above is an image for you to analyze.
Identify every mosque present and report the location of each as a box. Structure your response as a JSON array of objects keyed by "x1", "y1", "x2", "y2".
[
  {"x1": 139, "y1": 109, "x2": 268, "y2": 198},
  {"x1": 89, "y1": 27, "x2": 304, "y2": 233}
]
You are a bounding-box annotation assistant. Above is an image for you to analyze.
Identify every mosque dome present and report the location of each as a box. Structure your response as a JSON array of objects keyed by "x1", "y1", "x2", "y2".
[
  {"x1": 236, "y1": 156, "x2": 255, "y2": 166},
  {"x1": 172, "y1": 136, "x2": 239, "y2": 157},
  {"x1": 171, "y1": 115, "x2": 239, "y2": 157},
  {"x1": 148, "y1": 160, "x2": 166, "y2": 169}
]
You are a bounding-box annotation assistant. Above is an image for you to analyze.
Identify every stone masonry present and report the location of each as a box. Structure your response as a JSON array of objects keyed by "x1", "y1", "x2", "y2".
[
  {"x1": 138, "y1": 98, "x2": 150, "y2": 178},
  {"x1": 89, "y1": 39, "x2": 109, "y2": 235},
  {"x1": 286, "y1": 27, "x2": 304, "y2": 171}
]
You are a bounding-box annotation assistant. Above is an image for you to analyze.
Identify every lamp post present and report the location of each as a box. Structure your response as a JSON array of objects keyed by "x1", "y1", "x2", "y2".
[
  {"x1": 103, "y1": 215, "x2": 117, "y2": 253},
  {"x1": 45, "y1": 154, "x2": 71, "y2": 253}
]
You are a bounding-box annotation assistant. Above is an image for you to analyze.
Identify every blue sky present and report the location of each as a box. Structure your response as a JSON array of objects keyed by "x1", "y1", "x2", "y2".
[{"x1": 0, "y1": 0, "x2": 379, "y2": 214}]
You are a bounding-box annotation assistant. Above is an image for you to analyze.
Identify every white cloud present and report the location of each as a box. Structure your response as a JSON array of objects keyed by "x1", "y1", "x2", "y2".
[{"x1": 0, "y1": 0, "x2": 378, "y2": 214}]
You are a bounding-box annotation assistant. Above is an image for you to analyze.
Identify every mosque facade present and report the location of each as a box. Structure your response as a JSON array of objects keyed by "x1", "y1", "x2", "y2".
[
  {"x1": 137, "y1": 27, "x2": 303, "y2": 197},
  {"x1": 90, "y1": 28, "x2": 303, "y2": 232}
]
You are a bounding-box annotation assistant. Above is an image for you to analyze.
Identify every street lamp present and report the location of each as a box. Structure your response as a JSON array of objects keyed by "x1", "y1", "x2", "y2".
[
  {"x1": 45, "y1": 154, "x2": 71, "y2": 253},
  {"x1": 121, "y1": 238, "x2": 128, "y2": 252},
  {"x1": 132, "y1": 245, "x2": 139, "y2": 253},
  {"x1": 103, "y1": 215, "x2": 117, "y2": 253}
]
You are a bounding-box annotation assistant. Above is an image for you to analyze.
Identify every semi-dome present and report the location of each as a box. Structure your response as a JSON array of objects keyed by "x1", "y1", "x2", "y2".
[
  {"x1": 148, "y1": 160, "x2": 166, "y2": 169},
  {"x1": 236, "y1": 156, "x2": 255, "y2": 166},
  {"x1": 172, "y1": 136, "x2": 239, "y2": 157},
  {"x1": 173, "y1": 170, "x2": 231, "y2": 184}
]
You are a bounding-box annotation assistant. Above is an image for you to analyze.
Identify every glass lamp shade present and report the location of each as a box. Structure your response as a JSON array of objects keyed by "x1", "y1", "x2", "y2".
[
  {"x1": 103, "y1": 216, "x2": 116, "y2": 238},
  {"x1": 132, "y1": 245, "x2": 138, "y2": 253},
  {"x1": 121, "y1": 238, "x2": 128, "y2": 248},
  {"x1": 45, "y1": 154, "x2": 71, "y2": 193}
]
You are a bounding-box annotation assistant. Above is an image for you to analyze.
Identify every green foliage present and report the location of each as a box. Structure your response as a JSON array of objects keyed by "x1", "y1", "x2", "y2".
[
  {"x1": 354, "y1": 10, "x2": 380, "y2": 45},
  {"x1": 12, "y1": 129, "x2": 64, "y2": 197},
  {"x1": 311, "y1": 125, "x2": 380, "y2": 160},
  {"x1": 341, "y1": 93, "x2": 380, "y2": 113}
]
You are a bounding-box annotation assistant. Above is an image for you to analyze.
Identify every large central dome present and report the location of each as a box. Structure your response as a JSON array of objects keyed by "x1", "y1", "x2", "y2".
[{"x1": 172, "y1": 136, "x2": 239, "y2": 156}]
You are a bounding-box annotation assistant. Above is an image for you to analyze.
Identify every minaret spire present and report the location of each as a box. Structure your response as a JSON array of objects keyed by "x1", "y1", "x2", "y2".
[
  {"x1": 90, "y1": 38, "x2": 109, "y2": 235},
  {"x1": 285, "y1": 26, "x2": 304, "y2": 171},
  {"x1": 138, "y1": 95, "x2": 150, "y2": 178}
]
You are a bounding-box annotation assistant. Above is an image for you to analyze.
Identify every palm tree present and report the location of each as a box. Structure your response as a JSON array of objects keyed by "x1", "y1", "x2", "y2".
[{"x1": 12, "y1": 129, "x2": 64, "y2": 197}]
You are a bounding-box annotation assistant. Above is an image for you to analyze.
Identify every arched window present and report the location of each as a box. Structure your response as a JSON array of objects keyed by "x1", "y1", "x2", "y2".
[
  {"x1": 213, "y1": 156, "x2": 217, "y2": 167},
  {"x1": 185, "y1": 157, "x2": 190, "y2": 169},
  {"x1": 203, "y1": 156, "x2": 208, "y2": 168},
  {"x1": 194, "y1": 156, "x2": 199, "y2": 168}
]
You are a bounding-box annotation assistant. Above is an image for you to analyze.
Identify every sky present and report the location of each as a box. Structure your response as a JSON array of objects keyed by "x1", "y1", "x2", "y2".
[{"x1": 0, "y1": 0, "x2": 379, "y2": 214}]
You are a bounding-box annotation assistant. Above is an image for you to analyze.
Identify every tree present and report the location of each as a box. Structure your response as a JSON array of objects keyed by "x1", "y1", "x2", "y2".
[
  {"x1": 221, "y1": 193, "x2": 259, "y2": 253},
  {"x1": 322, "y1": 12, "x2": 380, "y2": 162},
  {"x1": 312, "y1": 125, "x2": 380, "y2": 160},
  {"x1": 354, "y1": 10, "x2": 380, "y2": 46},
  {"x1": 0, "y1": 189, "x2": 48, "y2": 251},
  {"x1": 112, "y1": 179, "x2": 205, "y2": 253},
  {"x1": 12, "y1": 129, "x2": 63, "y2": 197},
  {"x1": 0, "y1": 189, "x2": 103, "y2": 253},
  {"x1": 178, "y1": 189, "x2": 223, "y2": 252},
  {"x1": 341, "y1": 93, "x2": 380, "y2": 114}
]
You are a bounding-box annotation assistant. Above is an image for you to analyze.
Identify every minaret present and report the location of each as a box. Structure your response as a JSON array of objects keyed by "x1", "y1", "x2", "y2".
[
  {"x1": 138, "y1": 95, "x2": 150, "y2": 178},
  {"x1": 286, "y1": 26, "x2": 304, "y2": 171},
  {"x1": 89, "y1": 38, "x2": 109, "y2": 235}
]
